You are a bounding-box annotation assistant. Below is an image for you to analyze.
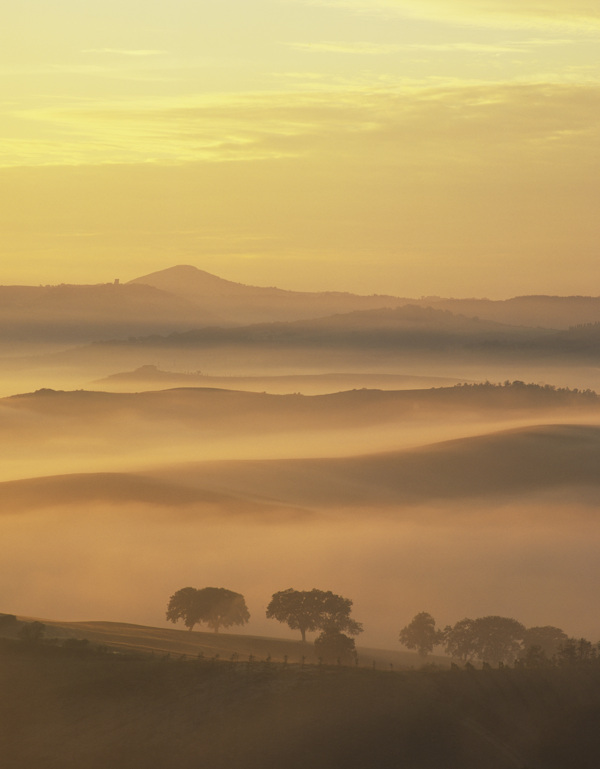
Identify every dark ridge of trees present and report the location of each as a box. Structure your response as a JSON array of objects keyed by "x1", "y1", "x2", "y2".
[
  {"x1": 166, "y1": 587, "x2": 250, "y2": 633},
  {"x1": 452, "y1": 380, "x2": 597, "y2": 398},
  {"x1": 266, "y1": 589, "x2": 363, "y2": 643},
  {"x1": 18, "y1": 621, "x2": 46, "y2": 644},
  {"x1": 411, "y1": 613, "x2": 600, "y2": 668}
]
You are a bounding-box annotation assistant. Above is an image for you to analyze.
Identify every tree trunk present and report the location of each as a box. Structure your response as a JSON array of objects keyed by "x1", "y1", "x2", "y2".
[{"x1": 301, "y1": 627, "x2": 306, "y2": 643}]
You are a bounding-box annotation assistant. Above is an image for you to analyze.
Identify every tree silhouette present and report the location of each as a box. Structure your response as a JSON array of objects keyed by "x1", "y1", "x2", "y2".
[
  {"x1": 266, "y1": 588, "x2": 363, "y2": 643},
  {"x1": 314, "y1": 629, "x2": 357, "y2": 665},
  {"x1": 469, "y1": 616, "x2": 525, "y2": 665},
  {"x1": 399, "y1": 612, "x2": 444, "y2": 658},
  {"x1": 522, "y1": 626, "x2": 567, "y2": 658},
  {"x1": 446, "y1": 615, "x2": 525, "y2": 666},
  {"x1": 166, "y1": 587, "x2": 250, "y2": 633},
  {"x1": 18, "y1": 621, "x2": 46, "y2": 644},
  {"x1": 443, "y1": 618, "x2": 478, "y2": 663}
]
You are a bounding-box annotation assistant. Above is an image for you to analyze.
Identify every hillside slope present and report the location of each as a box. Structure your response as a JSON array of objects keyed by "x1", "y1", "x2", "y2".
[
  {"x1": 1, "y1": 640, "x2": 599, "y2": 769},
  {"x1": 3, "y1": 424, "x2": 600, "y2": 512}
]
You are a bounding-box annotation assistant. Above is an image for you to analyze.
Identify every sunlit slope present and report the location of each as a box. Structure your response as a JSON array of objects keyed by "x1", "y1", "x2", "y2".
[{"x1": 3, "y1": 424, "x2": 600, "y2": 512}]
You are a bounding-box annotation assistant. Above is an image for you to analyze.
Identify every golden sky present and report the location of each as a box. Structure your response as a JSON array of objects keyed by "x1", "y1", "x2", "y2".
[{"x1": 1, "y1": 0, "x2": 599, "y2": 296}]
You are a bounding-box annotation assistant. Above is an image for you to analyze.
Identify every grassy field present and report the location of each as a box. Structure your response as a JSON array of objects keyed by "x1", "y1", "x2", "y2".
[
  {"x1": 2, "y1": 617, "x2": 600, "y2": 768},
  {"x1": 2, "y1": 634, "x2": 600, "y2": 769},
  {"x1": 16, "y1": 616, "x2": 448, "y2": 669}
]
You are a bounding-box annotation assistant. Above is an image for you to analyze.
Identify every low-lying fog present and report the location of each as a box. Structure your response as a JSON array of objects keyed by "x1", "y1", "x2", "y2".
[
  {"x1": 2, "y1": 370, "x2": 599, "y2": 651},
  {"x1": 3, "y1": 495, "x2": 599, "y2": 647}
]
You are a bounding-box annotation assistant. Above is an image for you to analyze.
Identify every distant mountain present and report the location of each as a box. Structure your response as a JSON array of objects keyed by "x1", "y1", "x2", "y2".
[
  {"x1": 92, "y1": 365, "x2": 462, "y2": 394},
  {"x1": 88, "y1": 304, "x2": 554, "y2": 355},
  {"x1": 128, "y1": 265, "x2": 413, "y2": 326},
  {"x1": 418, "y1": 296, "x2": 600, "y2": 330},
  {"x1": 0, "y1": 282, "x2": 211, "y2": 344},
  {"x1": 131, "y1": 266, "x2": 600, "y2": 330},
  {"x1": 2, "y1": 265, "x2": 600, "y2": 351}
]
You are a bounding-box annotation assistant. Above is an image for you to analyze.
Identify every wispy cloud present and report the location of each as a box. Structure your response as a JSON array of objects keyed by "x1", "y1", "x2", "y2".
[
  {"x1": 3, "y1": 82, "x2": 599, "y2": 170},
  {"x1": 287, "y1": 39, "x2": 579, "y2": 55},
  {"x1": 81, "y1": 48, "x2": 167, "y2": 57},
  {"x1": 296, "y1": 0, "x2": 600, "y2": 28},
  {"x1": 287, "y1": 41, "x2": 401, "y2": 55}
]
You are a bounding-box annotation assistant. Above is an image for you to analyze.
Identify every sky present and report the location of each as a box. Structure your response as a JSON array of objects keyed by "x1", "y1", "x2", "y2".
[{"x1": 1, "y1": 0, "x2": 599, "y2": 297}]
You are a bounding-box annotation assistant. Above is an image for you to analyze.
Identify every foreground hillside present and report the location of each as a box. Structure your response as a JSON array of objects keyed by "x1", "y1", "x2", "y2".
[
  {"x1": 2, "y1": 617, "x2": 425, "y2": 668},
  {"x1": 1, "y1": 639, "x2": 599, "y2": 768}
]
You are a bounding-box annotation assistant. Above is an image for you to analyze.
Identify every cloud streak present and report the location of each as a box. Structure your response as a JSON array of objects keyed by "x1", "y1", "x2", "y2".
[
  {"x1": 299, "y1": 0, "x2": 600, "y2": 27},
  {"x1": 81, "y1": 48, "x2": 167, "y2": 57},
  {"x1": 4, "y1": 81, "x2": 599, "y2": 169}
]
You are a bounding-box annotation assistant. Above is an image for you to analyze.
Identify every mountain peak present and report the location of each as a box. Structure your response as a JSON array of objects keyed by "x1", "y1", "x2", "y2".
[{"x1": 127, "y1": 265, "x2": 257, "y2": 298}]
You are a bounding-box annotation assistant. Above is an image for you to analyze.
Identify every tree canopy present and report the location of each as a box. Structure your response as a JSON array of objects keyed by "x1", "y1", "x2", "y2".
[
  {"x1": 166, "y1": 586, "x2": 250, "y2": 633},
  {"x1": 445, "y1": 615, "x2": 525, "y2": 665},
  {"x1": 522, "y1": 626, "x2": 567, "y2": 658},
  {"x1": 266, "y1": 588, "x2": 363, "y2": 642},
  {"x1": 399, "y1": 612, "x2": 444, "y2": 658},
  {"x1": 314, "y1": 629, "x2": 357, "y2": 665}
]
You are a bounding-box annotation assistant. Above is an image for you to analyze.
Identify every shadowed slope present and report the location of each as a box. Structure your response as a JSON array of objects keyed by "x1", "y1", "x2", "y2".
[{"x1": 1, "y1": 639, "x2": 599, "y2": 769}]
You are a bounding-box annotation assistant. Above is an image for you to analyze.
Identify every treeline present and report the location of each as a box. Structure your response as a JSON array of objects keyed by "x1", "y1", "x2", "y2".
[
  {"x1": 166, "y1": 587, "x2": 363, "y2": 663},
  {"x1": 165, "y1": 587, "x2": 600, "y2": 668},
  {"x1": 452, "y1": 380, "x2": 597, "y2": 398},
  {"x1": 400, "y1": 611, "x2": 600, "y2": 667}
]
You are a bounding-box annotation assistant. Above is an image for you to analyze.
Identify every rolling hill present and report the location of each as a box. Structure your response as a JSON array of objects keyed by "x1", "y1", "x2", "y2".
[
  {"x1": 3, "y1": 423, "x2": 599, "y2": 513},
  {"x1": 1, "y1": 384, "x2": 597, "y2": 473},
  {"x1": 1, "y1": 628, "x2": 599, "y2": 769}
]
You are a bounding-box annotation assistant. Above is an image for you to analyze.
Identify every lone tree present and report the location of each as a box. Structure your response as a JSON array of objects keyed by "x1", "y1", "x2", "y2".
[
  {"x1": 166, "y1": 587, "x2": 250, "y2": 633},
  {"x1": 266, "y1": 588, "x2": 363, "y2": 643},
  {"x1": 399, "y1": 612, "x2": 444, "y2": 659}
]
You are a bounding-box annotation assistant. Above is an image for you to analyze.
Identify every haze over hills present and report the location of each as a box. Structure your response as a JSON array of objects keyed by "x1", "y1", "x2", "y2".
[
  {"x1": 31, "y1": 302, "x2": 599, "y2": 390},
  {"x1": 3, "y1": 267, "x2": 600, "y2": 397},
  {"x1": 130, "y1": 266, "x2": 600, "y2": 330},
  {"x1": 0, "y1": 281, "x2": 213, "y2": 345},
  {"x1": 4, "y1": 421, "x2": 600, "y2": 643},
  {"x1": 128, "y1": 265, "x2": 414, "y2": 325},
  {"x1": 92, "y1": 365, "x2": 463, "y2": 394},
  {"x1": 2, "y1": 266, "x2": 600, "y2": 650},
  {"x1": 2, "y1": 266, "x2": 600, "y2": 355},
  {"x1": 4, "y1": 423, "x2": 600, "y2": 513},
  {"x1": 2, "y1": 382, "x2": 598, "y2": 482}
]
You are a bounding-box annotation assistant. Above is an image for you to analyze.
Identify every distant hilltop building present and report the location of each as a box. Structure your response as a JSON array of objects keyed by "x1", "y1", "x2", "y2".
[{"x1": 114, "y1": 278, "x2": 120, "y2": 285}]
